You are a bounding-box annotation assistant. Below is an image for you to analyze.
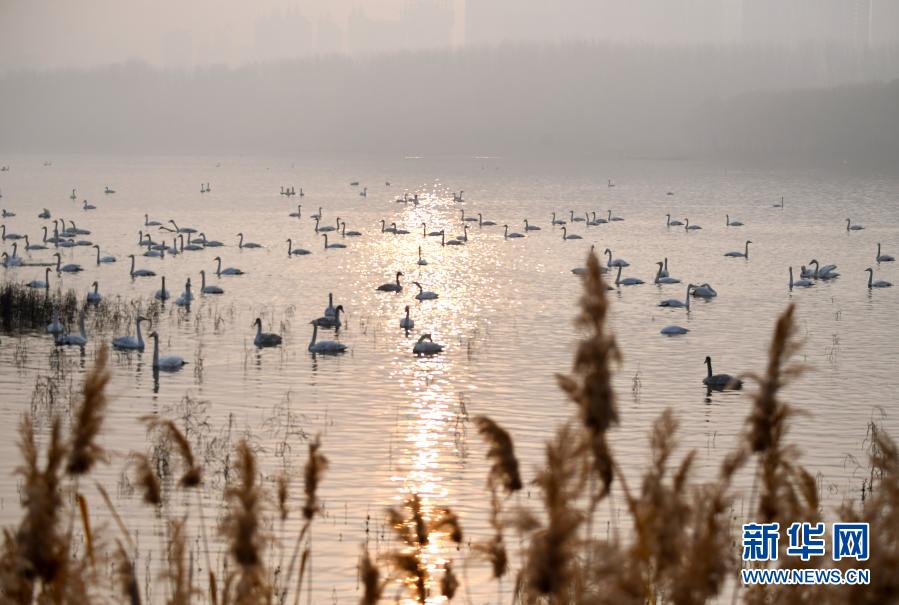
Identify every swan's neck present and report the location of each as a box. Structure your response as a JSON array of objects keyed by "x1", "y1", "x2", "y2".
[
  {"x1": 309, "y1": 324, "x2": 318, "y2": 348},
  {"x1": 706, "y1": 359, "x2": 713, "y2": 378},
  {"x1": 615, "y1": 265, "x2": 622, "y2": 285},
  {"x1": 153, "y1": 336, "x2": 159, "y2": 365},
  {"x1": 256, "y1": 322, "x2": 262, "y2": 337},
  {"x1": 789, "y1": 267, "x2": 794, "y2": 288},
  {"x1": 868, "y1": 271, "x2": 873, "y2": 288}
]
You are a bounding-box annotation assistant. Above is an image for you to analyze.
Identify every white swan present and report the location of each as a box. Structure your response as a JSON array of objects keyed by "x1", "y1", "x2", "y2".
[
  {"x1": 180, "y1": 234, "x2": 203, "y2": 252},
  {"x1": 478, "y1": 213, "x2": 497, "y2": 227},
  {"x1": 726, "y1": 214, "x2": 743, "y2": 227},
  {"x1": 154, "y1": 276, "x2": 170, "y2": 301},
  {"x1": 607, "y1": 210, "x2": 623, "y2": 222},
  {"x1": 1, "y1": 252, "x2": 21, "y2": 268},
  {"x1": 561, "y1": 226, "x2": 582, "y2": 240},
  {"x1": 83, "y1": 200, "x2": 96, "y2": 210},
  {"x1": 28, "y1": 268, "x2": 52, "y2": 289},
  {"x1": 253, "y1": 317, "x2": 283, "y2": 346},
  {"x1": 659, "y1": 257, "x2": 670, "y2": 278},
  {"x1": 703, "y1": 356, "x2": 742, "y2": 390},
  {"x1": 391, "y1": 222, "x2": 410, "y2": 235},
  {"x1": 38, "y1": 209, "x2": 51, "y2": 220},
  {"x1": 149, "y1": 331, "x2": 187, "y2": 370},
  {"x1": 1, "y1": 225, "x2": 24, "y2": 240},
  {"x1": 214, "y1": 256, "x2": 244, "y2": 276},
  {"x1": 287, "y1": 239, "x2": 311, "y2": 256},
  {"x1": 341, "y1": 222, "x2": 362, "y2": 237},
  {"x1": 70, "y1": 189, "x2": 77, "y2": 200},
  {"x1": 444, "y1": 230, "x2": 464, "y2": 246},
  {"x1": 724, "y1": 240, "x2": 752, "y2": 258},
  {"x1": 113, "y1": 316, "x2": 148, "y2": 350},
  {"x1": 461, "y1": 209, "x2": 478, "y2": 223},
  {"x1": 691, "y1": 283, "x2": 718, "y2": 298},
  {"x1": 24, "y1": 235, "x2": 46, "y2": 251},
  {"x1": 876, "y1": 243, "x2": 895, "y2": 263},
  {"x1": 614, "y1": 265, "x2": 644, "y2": 286},
  {"x1": 86, "y1": 281, "x2": 102, "y2": 304},
  {"x1": 56, "y1": 310, "x2": 87, "y2": 347},
  {"x1": 604, "y1": 248, "x2": 629, "y2": 267},
  {"x1": 413, "y1": 282, "x2": 439, "y2": 300},
  {"x1": 307, "y1": 322, "x2": 347, "y2": 354},
  {"x1": 324, "y1": 293, "x2": 337, "y2": 318},
  {"x1": 809, "y1": 260, "x2": 839, "y2": 280},
  {"x1": 144, "y1": 214, "x2": 161, "y2": 226},
  {"x1": 789, "y1": 267, "x2": 814, "y2": 289},
  {"x1": 417, "y1": 246, "x2": 428, "y2": 266},
  {"x1": 592, "y1": 212, "x2": 608, "y2": 225},
  {"x1": 504, "y1": 225, "x2": 525, "y2": 239},
  {"x1": 523, "y1": 219, "x2": 541, "y2": 231},
  {"x1": 322, "y1": 234, "x2": 346, "y2": 249},
  {"x1": 198, "y1": 233, "x2": 223, "y2": 247},
  {"x1": 773, "y1": 196, "x2": 784, "y2": 208},
  {"x1": 423, "y1": 223, "x2": 443, "y2": 237},
  {"x1": 399, "y1": 305, "x2": 414, "y2": 330},
  {"x1": 661, "y1": 325, "x2": 689, "y2": 335},
  {"x1": 659, "y1": 284, "x2": 692, "y2": 308},
  {"x1": 47, "y1": 309, "x2": 64, "y2": 334},
  {"x1": 866, "y1": 268, "x2": 892, "y2": 288},
  {"x1": 654, "y1": 262, "x2": 681, "y2": 284},
  {"x1": 314, "y1": 217, "x2": 336, "y2": 233},
  {"x1": 313, "y1": 305, "x2": 344, "y2": 328},
  {"x1": 174, "y1": 278, "x2": 193, "y2": 307},
  {"x1": 377, "y1": 271, "x2": 404, "y2": 292},
  {"x1": 169, "y1": 220, "x2": 197, "y2": 234},
  {"x1": 199, "y1": 270, "x2": 224, "y2": 294},
  {"x1": 237, "y1": 233, "x2": 263, "y2": 248},
  {"x1": 94, "y1": 245, "x2": 116, "y2": 263},
  {"x1": 684, "y1": 219, "x2": 702, "y2": 231},
  {"x1": 53, "y1": 252, "x2": 82, "y2": 273},
  {"x1": 104, "y1": 186, "x2": 115, "y2": 194},
  {"x1": 846, "y1": 218, "x2": 864, "y2": 231},
  {"x1": 413, "y1": 334, "x2": 444, "y2": 355},
  {"x1": 289, "y1": 205, "x2": 302, "y2": 218},
  {"x1": 310, "y1": 207, "x2": 323, "y2": 220},
  {"x1": 570, "y1": 210, "x2": 585, "y2": 223}
]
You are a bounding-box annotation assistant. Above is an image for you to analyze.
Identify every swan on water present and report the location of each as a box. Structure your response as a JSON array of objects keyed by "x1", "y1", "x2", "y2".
[
  {"x1": 391, "y1": 222, "x2": 410, "y2": 235},
  {"x1": 322, "y1": 234, "x2": 346, "y2": 249},
  {"x1": 604, "y1": 248, "x2": 629, "y2": 267},
  {"x1": 28, "y1": 268, "x2": 52, "y2": 289},
  {"x1": 287, "y1": 239, "x2": 311, "y2": 256},
  {"x1": 86, "y1": 281, "x2": 102, "y2": 304},
  {"x1": 523, "y1": 219, "x2": 541, "y2": 231},
  {"x1": 324, "y1": 293, "x2": 337, "y2": 318},
  {"x1": 659, "y1": 284, "x2": 693, "y2": 308},
  {"x1": 199, "y1": 270, "x2": 224, "y2": 294},
  {"x1": 808, "y1": 260, "x2": 839, "y2": 280},
  {"x1": 684, "y1": 219, "x2": 702, "y2": 231},
  {"x1": 570, "y1": 210, "x2": 585, "y2": 223},
  {"x1": 38, "y1": 209, "x2": 51, "y2": 219},
  {"x1": 504, "y1": 225, "x2": 525, "y2": 239},
  {"x1": 56, "y1": 310, "x2": 87, "y2": 347},
  {"x1": 703, "y1": 356, "x2": 742, "y2": 389},
  {"x1": 773, "y1": 196, "x2": 784, "y2": 208},
  {"x1": 289, "y1": 205, "x2": 302, "y2": 218},
  {"x1": 144, "y1": 214, "x2": 161, "y2": 226},
  {"x1": 661, "y1": 325, "x2": 689, "y2": 335},
  {"x1": 214, "y1": 256, "x2": 244, "y2": 276},
  {"x1": 377, "y1": 271, "x2": 404, "y2": 292},
  {"x1": 1, "y1": 252, "x2": 21, "y2": 268},
  {"x1": 175, "y1": 278, "x2": 193, "y2": 307},
  {"x1": 691, "y1": 283, "x2": 718, "y2": 298},
  {"x1": 876, "y1": 243, "x2": 895, "y2": 263},
  {"x1": 607, "y1": 210, "x2": 624, "y2": 222},
  {"x1": 417, "y1": 246, "x2": 428, "y2": 265},
  {"x1": 307, "y1": 322, "x2": 347, "y2": 354},
  {"x1": 654, "y1": 262, "x2": 681, "y2": 284},
  {"x1": 614, "y1": 265, "x2": 644, "y2": 286},
  {"x1": 726, "y1": 215, "x2": 744, "y2": 227},
  {"x1": 400, "y1": 305, "x2": 414, "y2": 330},
  {"x1": 47, "y1": 309, "x2": 64, "y2": 334},
  {"x1": 180, "y1": 234, "x2": 204, "y2": 252},
  {"x1": 423, "y1": 223, "x2": 443, "y2": 237},
  {"x1": 1, "y1": 225, "x2": 24, "y2": 240},
  {"x1": 413, "y1": 334, "x2": 444, "y2": 355},
  {"x1": 198, "y1": 233, "x2": 223, "y2": 247},
  {"x1": 169, "y1": 220, "x2": 197, "y2": 234},
  {"x1": 70, "y1": 189, "x2": 77, "y2": 200},
  {"x1": 253, "y1": 317, "x2": 283, "y2": 346},
  {"x1": 865, "y1": 268, "x2": 892, "y2": 288},
  {"x1": 413, "y1": 282, "x2": 439, "y2": 300},
  {"x1": 478, "y1": 213, "x2": 497, "y2": 227},
  {"x1": 94, "y1": 245, "x2": 116, "y2": 263},
  {"x1": 53, "y1": 252, "x2": 82, "y2": 273},
  {"x1": 24, "y1": 234, "x2": 46, "y2": 251},
  {"x1": 113, "y1": 316, "x2": 148, "y2": 350},
  {"x1": 561, "y1": 226, "x2": 583, "y2": 240},
  {"x1": 443, "y1": 230, "x2": 464, "y2": 246},
  {"x1": 315, "y1": 217, "x2": 336, "y2": 233},
  {"x1": 310, "y1": 207, "x2": 323, "y2": 220},
  {"x1": 461, "y1": 209, "x2": 478, "y2": 222},
  {"x1": 154, "y1": 276, "x2": 170, "y2": 301},
  {"x1": 238, "y1": 233, "x2": 263, "y2": 248},
  {"x1": 313, "y1": 305, "x2": 344, "y2": 328},
  {"x1": 341, "y1": 222, "x2": 362, "y2": 237},
  {"x1": 789, "y1": 267, "x2": 814, "y2": 289},
  {"x1": 83, "y1": 200, "x2": 96, "y2": 210},
  {"x1": 724, "y1": 240, "x2": 752, "y2": 258},
  {"x1": 104, "y1": 186, "x2": 115, "y2": 194},
  {"x1": 149, "y1": 331, "x2": 187, "y2": 370},
  {"x1": 846, "y1": 218, "x2": 864, "y2": 231}
]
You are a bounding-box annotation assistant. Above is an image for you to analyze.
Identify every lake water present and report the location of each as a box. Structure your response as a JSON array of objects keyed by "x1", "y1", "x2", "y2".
[{"x1": 0, "y1": 154, "x2": 897, "y2": 603}]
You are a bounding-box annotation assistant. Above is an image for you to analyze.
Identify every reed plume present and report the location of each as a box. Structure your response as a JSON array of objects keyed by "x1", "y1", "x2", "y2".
[
  {"x1": 67, "y1": 344, "x2": 111, "y2": 476},
  {"x1": 302, "y1": 435, "x2": 327, "y2": 521},
  {"x1": 142, "y1": 417, "x2": 202, "y2": 488},
  {"x1": 358, "y1": 546, "x2": 383, "y2": 605},
  {"x1": 132, "y1": 453, "x2": 162, "y2": 506},
  {"x1": 474, "y1": 416, "x2": 522, "y2": 494}
]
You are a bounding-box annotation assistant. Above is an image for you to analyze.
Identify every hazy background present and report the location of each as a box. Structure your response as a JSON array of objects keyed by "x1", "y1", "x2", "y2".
[{"x1": 1, "y1": 0, "x2": 898, "y2": 162}]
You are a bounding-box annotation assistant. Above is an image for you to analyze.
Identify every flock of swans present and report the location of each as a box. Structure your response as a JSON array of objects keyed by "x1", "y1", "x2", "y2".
[{"x1": 0, "y1": 178, "x2": 895, "y2": 389}]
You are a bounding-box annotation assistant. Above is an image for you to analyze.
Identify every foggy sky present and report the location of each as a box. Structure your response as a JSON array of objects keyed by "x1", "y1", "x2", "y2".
[{"x1": 3, "y1": 0, "x2": 899, "y2": 73}]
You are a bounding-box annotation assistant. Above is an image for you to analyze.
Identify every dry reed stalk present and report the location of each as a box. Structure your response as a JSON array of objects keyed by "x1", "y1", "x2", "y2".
[
  {"x1": 474, "y1": 416, "x2": 523, "y2": 494},
  {"x1": 302, "y1": 436, "x2": 327, "y2": 521},
  {"x1": 141, "y1": 417, "x2": 203, "y2": 488},
  {"x1": 358, "y1": 546, "x2": 384, "y2": 605},
  {"x1": 66, "y1": 345, "x2": 111, "y2": 476},
  {"x1": 114, "y1": 540, "x2": 142, "y2": 605},
  {"x1": 277, "y1": 474, "x2": 289, "y2": 522},
  {"x1": 165, "y1": 518, "x2": 195, "y2": 605},
  {"x1": 132, "y1": 453, "x2": 162, "y2": 506},
  {"x1": 77, "y1": 493, "x2": 95, "y2": 566}
]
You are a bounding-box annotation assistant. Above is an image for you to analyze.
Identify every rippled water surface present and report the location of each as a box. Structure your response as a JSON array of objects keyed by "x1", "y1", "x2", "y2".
[{"x1": 1, "y1": 154, "x2": 897, "y2": 602}]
